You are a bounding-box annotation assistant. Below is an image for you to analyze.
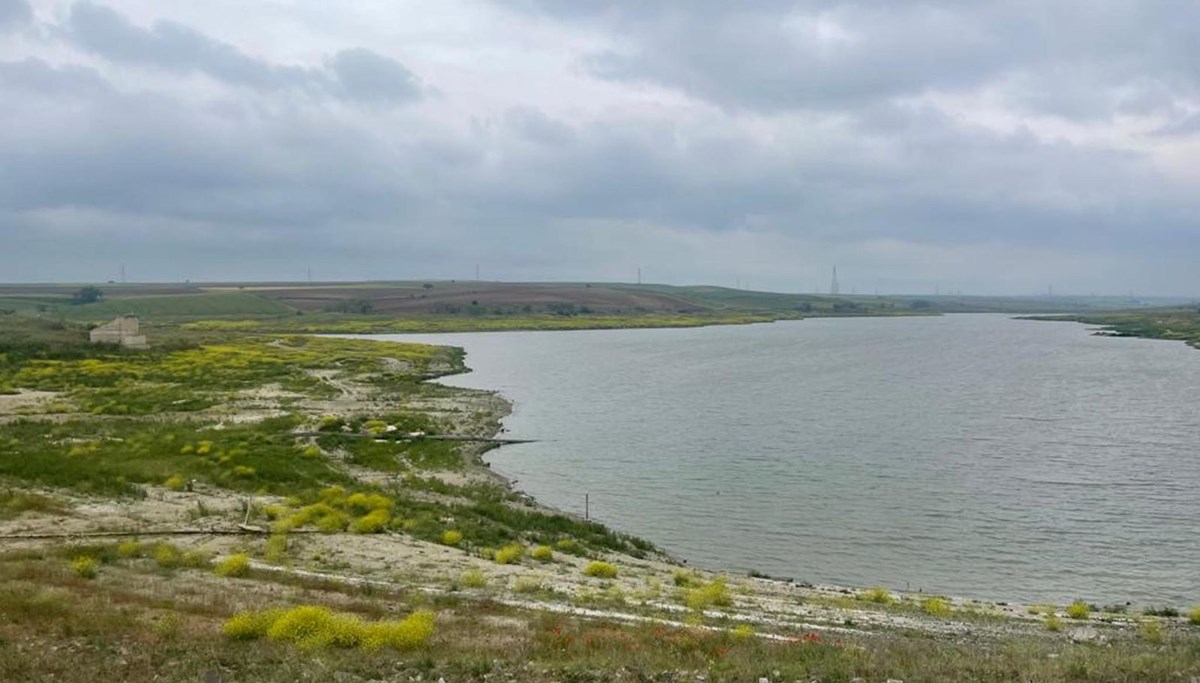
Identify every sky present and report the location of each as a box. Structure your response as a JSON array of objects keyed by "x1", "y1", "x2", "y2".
[{"x1": 1, "y1": 0, "x2": 1198, "y2": 295}]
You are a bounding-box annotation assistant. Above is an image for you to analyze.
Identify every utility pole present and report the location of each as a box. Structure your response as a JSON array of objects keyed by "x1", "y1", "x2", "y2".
[
  {"x1": 306, "y1": 264, "x2": 312, "y2": 283},
  {"x1": 637, "y1": 267, "x2": 642, "y2": 285},
  {"x1": 475, "y1": 264, "x2": 480, "y2": 281},
  {"x1": 830, "y1": 266, "x2": 840, "y2": 295},
  {"x1": 120, "y1": 264, "x2": 126, "y2": 284}
]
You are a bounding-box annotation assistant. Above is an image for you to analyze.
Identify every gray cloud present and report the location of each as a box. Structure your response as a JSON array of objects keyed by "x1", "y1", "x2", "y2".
[
  {"x1": 0, "y1": 0, "x2": 30, "y2": 31},
  {"x1": 65, "y1": 2, "x2": 422, "y2": 104},
  {"x1": 0, "y1": 1, "x2": 1197, "y2": 294},
  {"x1": 505, "y1": 1, "x2": 1200, "y2": 120}
]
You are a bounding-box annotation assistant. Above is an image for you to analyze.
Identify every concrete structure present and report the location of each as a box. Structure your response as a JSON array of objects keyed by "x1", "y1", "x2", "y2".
[{"x1": 89, "y1": 315, "x2": 148, "y2": 349}]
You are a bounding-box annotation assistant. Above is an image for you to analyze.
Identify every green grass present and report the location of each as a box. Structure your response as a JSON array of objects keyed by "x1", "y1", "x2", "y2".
[{"x1": 59, "y1": 292, "x2": 296, "y2": 321}]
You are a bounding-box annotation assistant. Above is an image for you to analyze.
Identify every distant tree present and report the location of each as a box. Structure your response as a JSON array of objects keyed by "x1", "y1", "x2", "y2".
[
  {"x1": 422, "y1": 283, "x2": 433, "y2": 290},
  {"x1": 72, "y1": 286, "x2": 104, "y2": 304},
  {"x1": 909, "y1": 300, "x2": 932, "y2": 310}
]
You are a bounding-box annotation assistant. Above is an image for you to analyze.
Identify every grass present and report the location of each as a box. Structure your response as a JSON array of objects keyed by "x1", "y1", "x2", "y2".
[
  {"x1": 441, "y1": 530, "x2": 463, "y2": 546},
  {"x1": 1, "y1": 549, "x2": 1199, "y2": 683},
  {"x1": 1066, "y1": 600, "x2": 1091, "y2": 620},
  {"x1": 1189, "y1": 606, "x2": 1200, "y2": 625}
]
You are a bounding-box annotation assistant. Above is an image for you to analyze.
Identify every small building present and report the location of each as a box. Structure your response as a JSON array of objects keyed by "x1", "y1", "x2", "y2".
[{"x1": 89, "y1": 315, "x2": 148, "y2": 349}]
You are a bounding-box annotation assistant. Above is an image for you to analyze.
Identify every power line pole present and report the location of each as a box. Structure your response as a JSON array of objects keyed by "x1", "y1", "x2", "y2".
[{"x1": 637, "y1": 267, "x2": 642, "y2": 285}]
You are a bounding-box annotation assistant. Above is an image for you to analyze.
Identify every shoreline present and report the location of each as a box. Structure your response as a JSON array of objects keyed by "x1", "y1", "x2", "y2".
[{"x1": 406, "y1": 327, "x2": 1199, "y2": 613}]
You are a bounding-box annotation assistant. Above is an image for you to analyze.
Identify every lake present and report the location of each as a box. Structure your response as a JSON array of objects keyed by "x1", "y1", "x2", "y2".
[{"x1": 365, "y1": 314, "x2": 1200, "y2": 606}]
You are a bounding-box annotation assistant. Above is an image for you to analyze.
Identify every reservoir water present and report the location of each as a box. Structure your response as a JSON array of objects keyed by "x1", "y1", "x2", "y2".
[{"x1": 366, "y1": 314, "x2": 1200, "y2": 606}]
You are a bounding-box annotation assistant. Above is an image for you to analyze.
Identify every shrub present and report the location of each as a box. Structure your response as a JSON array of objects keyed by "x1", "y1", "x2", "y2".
[
  {"x1": 1045, "y1": 614, "x2": 1063, "y2": 632},
  {"x1": 181, "y1": 549, "x2": 213, "y2": 568},
  {"x1": 1139, "y1": 620, "x2": 1165, "y2": 644},
  {"x1": 441, "y1": 530, "x2": 463, "y2": 546},
  {"x1": 530, "y1": 545, "x2": 553, "y2": 562},
  {"x1": 513, "y1": 577, "x2": 545, "y2": 594},
  {"x1": 922, "y1": 597, "x2": 953, "y2": 618},
  {"x1": 1066, "y1": 600, "x2": 1091, "y2": 620},
  {"x1": 684, "y1": 577, "x2": 732, "y2": 611},
  {"x1": 494, "y1": 543, "x2": 525, "y2": 565},
  {"x1": 554, "y1": 538, "x2": 582, "y2": 555},
  {"x1": 71, "y1": 555, "x2": 99, "y2": 579},
  {"x1": 163, "y1": 474, "x2": 187, "y2": 491},
  {"x1": 1188, "y1": 606, "x2": 1200, "y2": 626},
  {"x1": 224, "y1": 609, "x2": 285, "y2": 640},
  {"x1": 215, "y1": 553, "x2": 251, "y2": 577},
  {"x1": 265, "y1": 534, "x2": 289, "y2": 564},
  {"x1": 460, "y1": 568, "x2": 487, "y2": 588},
  {"x1": 583, "y1": 561, "x2": 619, "y2": 579},
  {"x1": 861, "y1": 586, "x2": 894, "y2": 605},
  {"x1": 672, "y1": 570, "x2": 699, "y2": 587},
  {"x1": 360, "y1": 610, "x2": 435, "y2": 652},
  {"x1": 267, "y1": 606, "x2": 364, "y2": 649},
  {"x1": 153, "y1": 543, "x2": 182, "y2": 569},
  {"x1": 351, "y1": 509, "x2": 390, "y2": 534},
  {"x1": 730, "y1": 624, "x2": 755, "y2": 640},
  {"x1": 116, "y1": 540, "x2": 142, "y2": 558},
  {"x1": 223, "y1": 605, "x2": 434, "y2": 652}
]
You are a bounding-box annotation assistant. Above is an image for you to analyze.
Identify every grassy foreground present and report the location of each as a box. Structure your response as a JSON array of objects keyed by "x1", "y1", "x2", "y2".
[{"x1": 2, "y1": 314, "x2": 1200, "y2": 681}]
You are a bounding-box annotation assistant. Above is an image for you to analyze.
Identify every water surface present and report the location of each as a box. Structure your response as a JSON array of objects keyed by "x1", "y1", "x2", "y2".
[{"x1": 366, "y1": 315, "x2": 1200, "y2": 605}]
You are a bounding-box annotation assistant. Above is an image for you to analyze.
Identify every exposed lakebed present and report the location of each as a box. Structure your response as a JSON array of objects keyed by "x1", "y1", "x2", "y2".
[{"x1": 359, "y1": 314, "x2": 1200, "y2": 606}]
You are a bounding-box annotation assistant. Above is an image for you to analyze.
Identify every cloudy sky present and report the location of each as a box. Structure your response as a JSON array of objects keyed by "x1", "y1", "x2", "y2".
[{"x1": 2, "y1": 1, "x2": 1198, "y2": 295}]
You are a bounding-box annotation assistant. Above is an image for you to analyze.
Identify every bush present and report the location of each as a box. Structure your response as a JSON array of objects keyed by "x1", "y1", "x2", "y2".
[
  {"x1": 583, "y1": 561, "x2": 619, "y2": 579},
  {"x1": 513, "y1": 577, "x2": 545, "y2": 594},
  {"x1": 215, "y1": 553, "x2": 251, "y2": 577},
  {"x1": 1066, "y1": 600, "x2": 1091, "y2": 620},
  {"x1": 223, "y1": 605, "x2": 434, "y2": 652},
  {"x1": 265, "y1": 534, "x2": 288, "y2": 564},
  {"x1": 163, "y1": 474, "x2": 187, "y2": 491},
  {"x1": 1188, "y1": 606, "x2": 1200, "y2": 626},
  {"x1": 224, "y1": 609, "x2": 285, "y2": 640},
  {"x1": 116, "y1": 540, "x2": 142, "y2": 558},
  {"x1": 267, "y1": 606, "x2": 364, "y2": 649},
  {"x1": 441, "y1": 530, "x2": 463, "y2": 546},
  {"x1": 684, "y1": 577, "x2": 732, "y2": 611},
  {"x1": 672, "y1": 570, "x2": 699, "y2": 587},
  {"x1": 730, "y1": 624, "x2": 755, "y2": 640},
  {"x1": 460, "y1": 568, "x2": 487, "y2": 588},
  {"x1": 153, "y1": 543, "x2": 182, "y2": 569},
  {"x1": 1045, "y1": 614, "x2": 1063, "y2": 632},
  {"x1": 861, "y1": 587, "x2": 894, "y2": 605},
  {"x1": 922, "y1": 597, "x2": 953, "y2": 618},
  {"x1": 360, "y1": 610, "x2": 435, "y2": 652},
  {"x1": 351, "y1": 509, "x2": 390, "y2": 534},
  {"x1": 494, "y1": 543, "x2": 525, "y2": 565},
  {"x1": 71, "y1": 555, "x2": 99, "y2": 579},
  {"x1": 530, "y1": 545, "x2": 553, "y2": 562},
  {"x1": 1139, "y1": 620, "x2": 1165, "y2": 644}
]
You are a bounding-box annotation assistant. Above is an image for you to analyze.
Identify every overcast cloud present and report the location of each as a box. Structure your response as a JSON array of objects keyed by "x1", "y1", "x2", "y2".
[{"x1": 1, "y1": 0, "x2": 1198, "y2": 294}]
